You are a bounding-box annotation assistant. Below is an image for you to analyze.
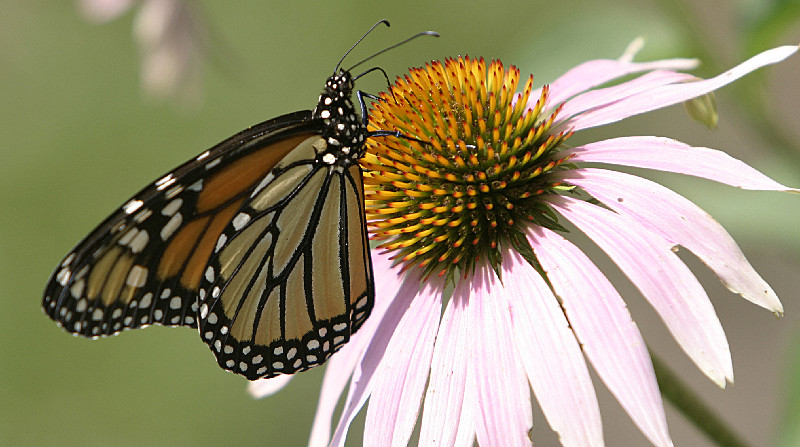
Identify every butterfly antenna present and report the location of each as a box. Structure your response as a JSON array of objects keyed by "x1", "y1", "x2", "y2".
[
  {"x1": 347, "y1": 30, "x2": 439, "y2": 72},
  {"x1": 334, "y1": 19, "x2": 391, "y2": 73}
]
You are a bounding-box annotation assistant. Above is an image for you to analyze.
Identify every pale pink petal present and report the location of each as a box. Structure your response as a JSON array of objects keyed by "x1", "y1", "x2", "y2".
[
  {"x1": 539, "y1": 57, "x2": 699, "y2": 108},
  {"x1": 455, "y1": 367, "x2": 478, "y2": 447},
  {"x1": 562, "y1": 168, "x2": 784, "y2": 314},
  {"x1": 419, "y1": 284, "x2": 472, "y2": 446},
  {"x1": 363, "y1": 276, "x2": 442, "y2": 446},
  {"x1": 558, "y1": 71, "x2": 697, "y2": 123},
  {"x1": 500, "y1": 248, "x2": 603, "y2": 447},
  {"x1": 550, "y1": 195, "x2": 733, "y2": 387},
  {"x1": 309, "y1": 251, "x2": 403, "y2": 447},
  {"x1": 528, "y1": 226, "x2": 672, "y2": 447},
  {"x1": 78, "y1": 0, "x2": 134, "y2": 22},
  {"x1": 470, "y1": 264, "x2": 533, "y2": 446},
  {"x1": 567, "y1": 136, "x2": 799, "y2": 191},
  {"x1": 247, "y1": 375, "x2": 292, "y2": 399},
  {"x1": 330, "y1": 262, "x2": 426, "y2": 447},
  {"x1": 565, "y1": 45, "x2": 798, "y2": 130}
]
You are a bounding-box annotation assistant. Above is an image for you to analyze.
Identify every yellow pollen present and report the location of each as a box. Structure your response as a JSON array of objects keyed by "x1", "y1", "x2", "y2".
[{"x1": 363, "y1": 56, "x2": 571, "y2": 278}]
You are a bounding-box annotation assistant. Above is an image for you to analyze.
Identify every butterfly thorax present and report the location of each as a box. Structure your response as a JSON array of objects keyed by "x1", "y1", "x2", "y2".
[{"x1": 313, "y1": 71, "x2": 368, "y2": 166}]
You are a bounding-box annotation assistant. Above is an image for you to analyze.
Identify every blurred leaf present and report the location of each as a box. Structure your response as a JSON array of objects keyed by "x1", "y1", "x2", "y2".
[
  {"x1": 776, "y1": 331, "x2": 800, "y2": 447},
  {"x1": 743, "y1": 0, "x2": 800, "y2": 55}
]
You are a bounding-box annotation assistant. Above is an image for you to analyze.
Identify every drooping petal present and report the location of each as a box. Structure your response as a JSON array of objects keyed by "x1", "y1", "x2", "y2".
[
  {"x1": 565, "y1": 45, "x2": 798, "y2": 130},
  {"x1": 329, "y1": 260, "x2": 427, "y2": 447},
  {"x1": 419, "y1": 282, "x2": 473, "y2": 446},
  {"x1": 247, "y1": 374, "x2": 293, "y2": 399},
  {"x1": 363, "y1": 275, "x2": 442, "y2": 446},
  {"x1": 567, "y1": 136, "x2": 799, "y2": 192},
  {"x1": 528, "y1": 226, "x2": 672, "y2": 447},
  {"x1": 539, "y1": 57, "x2": 699, "y2": 108},
  {"x1": 500, "y1": 247, "x2": 603, "y2": 447},
  {"x1": 561, "y1": 168, "x2": 784, "y2": 314},
  {"x1": 309, "y1": 251, "x2": 403, "y2": 447},
  {"x1": 470, "y1": 264, "x2": 534, "y2": 446},
  {"x1": 550, "y1": 195, "x2": 733, "y2": 387}
]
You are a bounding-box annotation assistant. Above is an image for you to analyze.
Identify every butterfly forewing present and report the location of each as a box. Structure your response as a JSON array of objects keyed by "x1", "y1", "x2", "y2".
[{"x1": 42, "y1": 111, "x2": 319, "y2": 340}]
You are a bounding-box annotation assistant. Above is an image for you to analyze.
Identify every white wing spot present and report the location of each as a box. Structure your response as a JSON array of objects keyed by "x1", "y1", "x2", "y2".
[
  {"x1": 133, "y1": 208, "x2": 153, "y2": 223},
  {"x1": 188, "y1": 179, "x2": 203, "y2": 191},
  {"x1": 139, "y1": 292, "x2": 153, "y2": 309},
  {"x1": 155, "y1": 174, "x2": 176, "y2": 191},
  {"x1": 252, "y1": 355, "x2": 263, "y2": 364},
  {"x1": 323, "y1": 153, "x2": 336, "y2": 164},
  {"x1": 56, "y1": 267, "x2": 71, "y2": 286},
  {"x1": 200, "y1": 303, "x2": 209, "y2": 319},
  {"x1": 232, "y1": 212, "x2": 251, "y2": 231},
  {"x1": 92, "y1": 308, "x2": 103, "y2": 321},
  {"x1": 161, "y1": 198, "x2": 183, "y2": 216},
  {"x1": 154, "y1": 309, "x2": 163, "y2": 320},
  {"x1": 196, "y1": 150, "x2": 210, "y2": 161},
  {"x1": 205, "y1": 158, "x2": 222, "y2": 170},
  {"x1": 215, "y1": 234, "x2": 227, "y2": 253},
  {"x1": 320, "y1": 110, "x2": 331, "y2": 119},
  {"x1": 307, "y1": 340, "x2": 320, "y2": 350},
  {"x1": 207, "y1": 312, "x2": 218, "y2": 324},
  {"x1": 69, "y1": 279, "x2": 85, "y2": 299},
  {"x1": 123, "y1": 199, "x2": 144, "y2": 214},
  {"x1": 125, "y1": 265, "x2": 148, "y2": 288},
  {"x1": 169, "y1": 296, "x2": 181, "y2": 310},
  {"x1": 118, "y1": 228, "x2": 138, "y2": 245},
  {"x1": 161, "y1": 213, "x2": 183, "y2": 240},
  {"x1": 204, "y1": 266, "x2": 215, "y2": 283},
  {"x1": 129, "y1": 230, "x2": 149, "y2": 253},
  {"x1": 62, "y1": 253, "x2": 76, "y2": 267}
]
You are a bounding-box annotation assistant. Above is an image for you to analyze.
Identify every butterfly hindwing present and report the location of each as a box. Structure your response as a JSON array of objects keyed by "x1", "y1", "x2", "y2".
[{"x1": 198, "y1": 136, "x2": 375, "y2": 379}]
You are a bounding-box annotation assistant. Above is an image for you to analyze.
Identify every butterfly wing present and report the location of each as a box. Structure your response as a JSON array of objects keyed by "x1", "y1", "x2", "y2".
[
  {"x1": 42, "y1": 111, "x2": 321, "y2": 339},
  {"x1": 198, "y1": 136, "x2": 375, "y2": 379}
]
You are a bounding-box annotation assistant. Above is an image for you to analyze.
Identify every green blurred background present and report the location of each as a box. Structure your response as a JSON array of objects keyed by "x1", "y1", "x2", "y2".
[{"x1": 2, "y1": 1, "x2": 799, "y2": 446}]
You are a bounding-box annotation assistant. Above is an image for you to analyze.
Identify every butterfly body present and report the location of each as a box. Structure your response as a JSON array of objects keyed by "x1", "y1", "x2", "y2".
[{"x1": 43, "y1": 70, "x2": 375, "y2": 380}]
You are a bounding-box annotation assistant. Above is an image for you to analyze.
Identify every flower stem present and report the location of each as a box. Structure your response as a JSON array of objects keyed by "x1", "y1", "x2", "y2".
[{"x1": 650, "y1": 351, "x2": 751, "y2": 447}]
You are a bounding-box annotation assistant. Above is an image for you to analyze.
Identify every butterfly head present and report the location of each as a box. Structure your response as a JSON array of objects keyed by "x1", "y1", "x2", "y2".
[{"x1": 313, "y1": 70, "x2": 368, "y2": 164}]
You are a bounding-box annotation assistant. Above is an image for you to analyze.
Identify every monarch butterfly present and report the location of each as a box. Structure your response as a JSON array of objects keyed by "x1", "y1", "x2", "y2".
[{"x1": 42, "y1": 21, "x2": 436, "y2": 380}]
